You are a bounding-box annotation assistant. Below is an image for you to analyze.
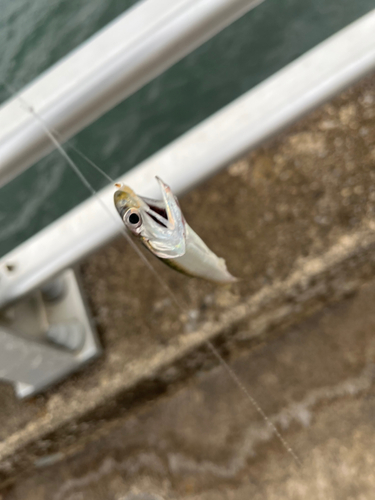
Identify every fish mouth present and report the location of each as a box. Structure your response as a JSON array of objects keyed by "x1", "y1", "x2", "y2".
[
  {"x1": 115, "y1": 178, "x2": 182, "y2": 234},
  {"x1": 142, "y1": 199, "x2": 168, "y2": 228},
  {"x1": 114, "y1": 188, "x2": 169, "y2": 228},
  {"x1": 114, "y1": 177, "x2": 186, "y2": 259}
]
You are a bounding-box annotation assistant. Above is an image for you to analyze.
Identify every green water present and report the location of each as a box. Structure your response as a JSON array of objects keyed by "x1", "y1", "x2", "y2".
[{"x1": 0, "y1": 0, "x2": 374, "y2": 257}]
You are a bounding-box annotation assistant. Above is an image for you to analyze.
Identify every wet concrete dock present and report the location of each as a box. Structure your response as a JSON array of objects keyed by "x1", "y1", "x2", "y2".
[{"x1": 1, "y1": 73, "x2": 375, "y2": 498}]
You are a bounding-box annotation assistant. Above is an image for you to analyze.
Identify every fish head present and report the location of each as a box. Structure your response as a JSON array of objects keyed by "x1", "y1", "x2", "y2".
[{"x1": 114, "y1": 178, "x2": 186, "y2": 259}]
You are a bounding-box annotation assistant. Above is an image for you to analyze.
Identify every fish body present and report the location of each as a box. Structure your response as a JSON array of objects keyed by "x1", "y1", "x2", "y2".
[
  {"x1": 114, "y1": 177, "x2": 236, "y2": 284},
  {"x1": 164, "y1": 224, "x2": 236, "y2": 283}
]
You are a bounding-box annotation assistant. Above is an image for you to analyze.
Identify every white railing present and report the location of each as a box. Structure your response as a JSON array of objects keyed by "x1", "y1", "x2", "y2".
[{"x1": 0, "y1": 0, "x2": 262, "y2": 188}]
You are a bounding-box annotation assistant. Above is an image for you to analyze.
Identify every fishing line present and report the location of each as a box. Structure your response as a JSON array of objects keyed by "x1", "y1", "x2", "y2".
[
  {"x1": 1, "y1": 81, "x2": 185, "y2": 311},
  {"x1": 67, "y1": 144, "x2": 115, "y2": 184},
  {"x1": 1, "y1": 80, "x2": 302, "y2": 467}
]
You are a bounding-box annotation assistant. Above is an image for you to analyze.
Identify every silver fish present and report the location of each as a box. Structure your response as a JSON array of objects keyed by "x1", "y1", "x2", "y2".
[{"x1": 114, "y1": 177, "x2": 236, "y2": 284}]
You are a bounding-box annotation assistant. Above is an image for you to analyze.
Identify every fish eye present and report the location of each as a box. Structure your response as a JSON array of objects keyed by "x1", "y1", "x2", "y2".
[
  {"x1": 124, "y1": 208, "x2": 142, "y2": 229},
  {"x1": 129, "y1": 213, "x2": 139, "y2": 224}
]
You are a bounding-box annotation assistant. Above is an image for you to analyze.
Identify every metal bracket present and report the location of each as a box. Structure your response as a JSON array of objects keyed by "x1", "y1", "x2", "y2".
[{"x1": 0, "y1": 269, "x2": 101, "y2": 398}]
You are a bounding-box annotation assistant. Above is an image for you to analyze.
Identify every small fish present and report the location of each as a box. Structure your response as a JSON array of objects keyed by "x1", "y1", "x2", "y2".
[{"x1": 114, "y1": 177, "x2": 237, "y2": 284}]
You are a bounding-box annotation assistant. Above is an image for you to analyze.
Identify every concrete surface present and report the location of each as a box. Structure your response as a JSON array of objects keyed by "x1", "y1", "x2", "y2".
[
  {"x1": 4, "y1": 279, "x2": 375, "y2": 499},
  {"x1": 1, "y1": 72, "x2": 375, "y2": 498}
]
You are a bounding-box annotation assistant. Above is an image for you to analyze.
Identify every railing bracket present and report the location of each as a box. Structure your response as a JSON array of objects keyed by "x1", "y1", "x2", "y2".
[{"x1": 0, "y1": 269, "x2": 101, "y2": 398}]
